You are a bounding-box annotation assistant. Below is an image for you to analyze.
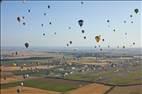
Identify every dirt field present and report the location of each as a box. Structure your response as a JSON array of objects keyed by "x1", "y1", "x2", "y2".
[
  {"x1": 66, "y1": 83, "x2": 111, "y2": 94},
  {"x1": 108, "y1": 85, "x2": 142, "y2": 94},
  {"x1": 0, "y1": 76, "x2": 23, "y2": 84},
  {"x1": 1, "y1": 86, "x2": 61, "y2": 94}
]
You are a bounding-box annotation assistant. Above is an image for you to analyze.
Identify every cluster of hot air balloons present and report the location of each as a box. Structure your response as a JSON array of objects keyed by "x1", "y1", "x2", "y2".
[
  {"x1": 16, "y1": 2, "x2": 53, "y2": 48},
  {"x1": 17, "y1": 16, "x2": 26, "y2": 26},
  {"x1": 16, "y1": 1, "x2": 140, "y2": 49}
]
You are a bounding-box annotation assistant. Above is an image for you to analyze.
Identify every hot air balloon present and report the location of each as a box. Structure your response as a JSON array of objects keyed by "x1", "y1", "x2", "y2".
[
  {"x1": 41, "y1": 24, "x2": 44, "y2": 27},
  {"x1": 107, "y1": 19, "x2": 110, "y2": 23},
  {"x1": 102, "y1": 39, "x2": 104, "y2": 42},
  {"x1": 68, "y1": 27, "x2": 71, "y2": 29},
  {"x1": 15, "y1": 51, "x2": 18, "y2": 55},
  {"x1": 24, "y1": 42, "x2": 29, "y2": 48},
  {"x1": 49, "y1": 22, "x2": 52, "y2": 25},
  {"x1": 81, "y1": 30, "x2": 85, "y2": 33},
  {"x1": 22, "y1": 16, "x2": 25, "y2": 19},
  {"x1": 123, "y1": 45, "x2": 125, "y2": 48},
  {"x1": 44, "y1": 13, "x2": 46, "y2": 16},
  {"x1": 134, "y1": 8, "x2": 139, "y2": 14},
  {"x1": 17, "y1": 88, "x2": 20, "y2": 94},
  {"x1": 108, "y1": 45, "x2": 110, "y2": 48},
  {"x1": 21, "y1": 82, "x2": 24, "y2": 86},
  {"x1": 54, "y1": 32, "x2": 56, "y2": 35},
  {"x1": 43, "y1": 33, "x2": 45, "y2": 36},
  {"x1": 81, "y1": 1, "x2": 84, "y2": 5},
  {"x1": 124, "y1": 20, "x2": 127, "y2": 23},
  {"x1": 84, "y1": 36, "x2": 86, "y2": 39},
  {"x1": 48, "y1": 5, "x2": 50, "y2": 9},
  {"x1": 23, "y1": 22, "x2": 26, "y2": 26},
  {"x1": 130, "y1": 15, "x2": 133, "y2": 18},
  {"x1": 98, "y1": 45, "x2": 101, "y2": 48},
  {"x1": 100, "y1": 48, "x2": 103, "y2": 51},
  {"x1": 67, "y1": 44, "x2": 69, "y2": 47},
  {"x1": 69, "y1": 41, "x2": 72, "y2": 44},
  {"x1": 113, "y1": 29, "x2": 116, "y2": 32},
  {"x1": 28, "y1": 9, "x2": 30, "y2": 13},
  {"x1": 17, "y1": 17, "x2": 20, "y2": 23},
  {"x1": 78, "y1": 19, "x2": 84, "y2": 27},
  {"x1": 95, "y1": 35, "x2": 101, "y2": 43}
]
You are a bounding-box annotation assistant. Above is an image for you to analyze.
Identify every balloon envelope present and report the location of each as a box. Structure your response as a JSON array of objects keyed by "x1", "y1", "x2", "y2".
[
  {"x1": 81, "y1": 30, "x2": 85, "y2": 33},
  {"x1": 95, "y1": 36, "x2": 101, "y2": 43},
  {"x1": 24, "y1": 42, "x2": 29, "y2": 48},
  {"x1": 69, "y1": 41, "x2": 72, "y2": 44},
  {"x1": 107, "y1": 20, "x2": 110, "y2": 23},
  {"x1": 17, "y1": 17, "x2": 20, "y2": 22},
  {"x1": 78, "y1": 19, "x2": 84, "y2": 27},
  {"x1": 134, "y1": 8, "x2": 139, "y2": 14},
  {"x1": 48, "y1": 5, "x2": 50, "y2": 9}
]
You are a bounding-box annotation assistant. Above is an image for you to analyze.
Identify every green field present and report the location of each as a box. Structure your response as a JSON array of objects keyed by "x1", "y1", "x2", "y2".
[
  {"x1": 65, "y1": 69, "x2": 142, "y2": 85},
  {"x1": 1, "y1": 78, "x2": 89, "y2": 92}
]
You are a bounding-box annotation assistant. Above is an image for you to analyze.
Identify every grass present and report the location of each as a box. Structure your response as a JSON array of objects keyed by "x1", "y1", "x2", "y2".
[
  {"x1": 65, "y1": 69, "x2": 142, "y2": 85},
  {"x1": 0, "y1": 81, "x2": 21, "y2": 89},
  {"x1": 0, "y1": 78, "x2": 86, "y2": 92},
  {"x1": 23, "y1": 79, "x2": 77, "y2": 92}
]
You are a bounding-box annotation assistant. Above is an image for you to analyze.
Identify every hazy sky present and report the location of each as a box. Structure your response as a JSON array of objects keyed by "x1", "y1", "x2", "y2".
[{"x1": 1, "y1": 1, "x2": 142, "y2": 48}]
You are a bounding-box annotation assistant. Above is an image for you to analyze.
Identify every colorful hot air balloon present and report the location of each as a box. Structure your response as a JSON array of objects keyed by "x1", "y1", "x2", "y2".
[{"x1": 95, "y1": 35, "x2": 101, "y2": 43}]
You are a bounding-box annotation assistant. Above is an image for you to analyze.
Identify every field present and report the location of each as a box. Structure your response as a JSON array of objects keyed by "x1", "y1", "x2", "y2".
[
  {"x1": 1, "y1": 49, "x2": 142, "y2": 94},
  {"x1": 66, "y1": 83, "x2": 111, "y2": 94},
  {"x1": 108, "y1": 85, "x2": 142, "y2": 94},
  {"x1": 1, "y1": 86, "x2": 60, "y2": 94},
  {"x1": 1, "y1": 77, "x2": 90, "y2": 92}
]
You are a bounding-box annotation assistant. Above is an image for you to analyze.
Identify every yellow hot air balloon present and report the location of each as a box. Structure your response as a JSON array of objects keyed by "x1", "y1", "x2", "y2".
[{"x1": 95, "y1": 35, "x2": 101, "y2": 43}]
